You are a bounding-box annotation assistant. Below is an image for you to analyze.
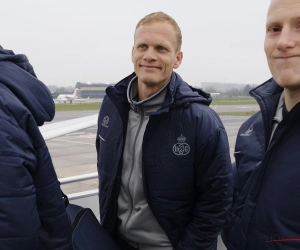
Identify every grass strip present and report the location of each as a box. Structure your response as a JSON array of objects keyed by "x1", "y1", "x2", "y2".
[
  {"x1": 54, "y1": 98, "x2": 257, "y2": 112},
  {"x1": 211, "y1": 98, "x2": 257, "y2": 105},
  {"x1": 55, "y1": 103, "x2": 101, "y2": 111},
  {"x1": 218, "y1": 111, "x2": 256, "y2": 116}
]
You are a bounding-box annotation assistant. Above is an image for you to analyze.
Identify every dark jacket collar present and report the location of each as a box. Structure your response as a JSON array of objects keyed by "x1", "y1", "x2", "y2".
[
  {"x1": 250, "y1": 78, "x2": 284, "y2": 146},
  {"x1": 106, "y1": 71, "x2": 212, "y2": 115}
]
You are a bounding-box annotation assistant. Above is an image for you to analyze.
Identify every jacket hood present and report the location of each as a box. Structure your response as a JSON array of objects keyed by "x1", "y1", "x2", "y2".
[
  {"x1": 166, "y1": 72, "x2": 212, "y2": 107},
  {"x1": 250, "y1": 77, "x2": 283, "y2": 99},
  {"x1": 0, "y1": 45, "x2": 54, "y2": 125},
  {"x1": 249, "y1": 77, "x2": 283, "y2": 119}
]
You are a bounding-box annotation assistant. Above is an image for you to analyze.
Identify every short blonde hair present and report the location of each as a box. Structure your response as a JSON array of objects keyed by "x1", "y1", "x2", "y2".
[{"x1": 135, "y1": 12, "x2": 182, "y2": 51}]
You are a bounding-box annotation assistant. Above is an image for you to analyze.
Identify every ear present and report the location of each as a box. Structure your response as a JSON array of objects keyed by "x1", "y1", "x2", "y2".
[
  {"x1": 131, "y1": 46, "x2": 135, "y2": 63},
  {"x1": 173, "y1": 51, "x2": 183, "y2": 69}
]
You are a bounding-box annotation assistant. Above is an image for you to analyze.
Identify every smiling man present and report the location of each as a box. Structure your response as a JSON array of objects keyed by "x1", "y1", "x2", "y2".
[
  {"x1": 96, "y1": 12, "x2": 232, "y2": 250},
  {"x1": 223, "y1": 0, "x2": 300, "y2": 249}
]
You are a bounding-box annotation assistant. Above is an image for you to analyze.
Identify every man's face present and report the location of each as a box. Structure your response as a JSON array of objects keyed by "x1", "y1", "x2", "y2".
[
  {"x1": 132, "y1": 22, "x2": 183, "y2": 91},
  {"x1": 265, "y1": 0, "x2": 300, "y2": 90}
]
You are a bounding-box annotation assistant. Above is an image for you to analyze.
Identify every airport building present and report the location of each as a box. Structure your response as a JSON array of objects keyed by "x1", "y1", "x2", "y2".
[
  {"x1": 75, "y1": 82, "x2": 115, "y2": 98},
  {"x1": 201, "y1": 82, "x2": 243, "y2": 92}
]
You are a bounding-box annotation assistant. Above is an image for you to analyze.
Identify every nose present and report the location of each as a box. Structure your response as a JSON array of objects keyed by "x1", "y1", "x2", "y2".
[
  {"x1": 276, "y1": 27, "x2": 296, "y2": 51},
  {"x1": 143, "y1": 47, "x2": 157, "y2": 61}
]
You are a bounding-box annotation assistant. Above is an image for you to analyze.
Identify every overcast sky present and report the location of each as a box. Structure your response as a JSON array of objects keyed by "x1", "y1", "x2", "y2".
[{"x1": 2, "y1": 0, "x2": 272, "y2": 87}]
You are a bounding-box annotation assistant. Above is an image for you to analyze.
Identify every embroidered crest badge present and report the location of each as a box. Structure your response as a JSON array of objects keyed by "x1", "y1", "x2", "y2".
[
  {"x1": 101, "y1": 116, "x2": 109, "y2": 128},
  {"x1": 173, "y1": 134, "x2": 190, "y2": 155}
]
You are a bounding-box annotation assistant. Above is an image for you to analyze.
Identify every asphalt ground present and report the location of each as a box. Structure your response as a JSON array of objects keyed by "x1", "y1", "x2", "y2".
[{"x1": 45, "y1": 105, "x2": 258, "y2": 250}]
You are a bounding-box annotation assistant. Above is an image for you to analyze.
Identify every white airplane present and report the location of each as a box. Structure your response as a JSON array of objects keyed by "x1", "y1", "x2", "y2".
[
  {"x1": 71, "y1": 96, "x2": 90, "y2": 104},
  {"x1": 55, "y1": 89, "x2": 90, "y2": 104},
  {"x1": 55, "y1": 88, "x2": 78, "y2": 103},
  {"x1": 210, "y1": 93, "x2": 221, "y2": 97}
]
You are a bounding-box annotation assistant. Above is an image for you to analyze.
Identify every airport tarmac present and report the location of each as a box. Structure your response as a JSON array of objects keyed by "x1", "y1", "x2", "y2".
[
  {"x1": 211, "y1": 104, "x2": 259, "y2": 113},
  {"x1": 45, "y1": 106, "x2": 253, "y2": 250}
]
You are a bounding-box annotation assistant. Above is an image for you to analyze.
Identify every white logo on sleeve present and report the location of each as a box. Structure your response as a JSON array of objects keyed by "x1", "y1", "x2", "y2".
[
  {"x1": 101, "y1": 116, "x2": 109, "y2": 128},
  {"x1": 240, "y1": 124, "x2": 253, "y2": 137},
  {"x1": 173, "y1": 134, "x2": 190, "y2": 155}
]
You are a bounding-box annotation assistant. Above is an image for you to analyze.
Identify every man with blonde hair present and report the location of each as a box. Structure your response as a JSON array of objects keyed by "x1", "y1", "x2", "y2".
[{"x1": 97, "y1": 12, "x2": 232, "y2": 250}]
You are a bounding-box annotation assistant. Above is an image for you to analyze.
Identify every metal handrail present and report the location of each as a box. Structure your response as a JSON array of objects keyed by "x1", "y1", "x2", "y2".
[
  {"x1": 59, "y1": 172, "x2": 98, "y2": 184},
  {"x1": 68, "y1": 189, "x2": 99, "y2": 200},
  {"x1": 59, "y1": 172, "x2": 99, "y2": 201}
]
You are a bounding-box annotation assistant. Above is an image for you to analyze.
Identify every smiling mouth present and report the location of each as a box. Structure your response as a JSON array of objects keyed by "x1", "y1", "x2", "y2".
[
  {"x1": 141, "y1": 65, "x2": 160, "y2": 69},
  {"x1": 275, "y1": 55, "x2": 300, "y2": 59}
]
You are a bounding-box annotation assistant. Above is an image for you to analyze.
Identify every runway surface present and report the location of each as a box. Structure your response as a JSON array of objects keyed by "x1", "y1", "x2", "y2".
[
  {"x1": 45, "y1": 106, "x2": 253, "y2": 250},
  {"x1": 211, "y1": 104, "x2": 259, "y2": 113}
]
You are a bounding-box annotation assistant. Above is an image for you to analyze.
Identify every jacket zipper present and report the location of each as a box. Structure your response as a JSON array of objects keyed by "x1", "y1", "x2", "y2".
[{"x1": 123, "y1": 107, "x2": 145, "y2": 236}]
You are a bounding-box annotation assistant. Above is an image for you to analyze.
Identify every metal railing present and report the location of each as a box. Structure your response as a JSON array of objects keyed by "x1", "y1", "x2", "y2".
[{"x1": 59, "y1": 172, "x2": 99, "y2": 201}]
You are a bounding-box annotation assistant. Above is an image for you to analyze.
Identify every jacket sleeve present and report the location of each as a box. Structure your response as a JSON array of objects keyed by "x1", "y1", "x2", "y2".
[
  {"x1": 29, "y1": 119, "x2": 73, "y2": 250},
  {"x1": 175, "y1": 127, "x2": 233, "y2": 250},
  {"x1": 0, "y1": 124, "x2": 40, "y2": 249},
  {"x1": 221, "y1": 162, "x2": 238, "y2": 248},
  {"x1": 0, "y1": 108, "x2": 72, "y2": 249}
]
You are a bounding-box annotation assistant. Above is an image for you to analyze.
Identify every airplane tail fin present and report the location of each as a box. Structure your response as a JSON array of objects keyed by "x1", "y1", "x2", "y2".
[{"x1": 73, "y1": 88, "x2": 79, "y2": 98}]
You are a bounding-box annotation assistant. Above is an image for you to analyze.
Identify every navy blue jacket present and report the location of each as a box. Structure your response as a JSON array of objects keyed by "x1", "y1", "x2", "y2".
[
  {"x1": 227, "y1": 78, "x2": 300, "y2": 249},
  {"x1": 96, "y1": 72, "x2": 232, "y2": 249},
  {"x1": 0, "y1": 46, "x2": 72, "y2": 249}
]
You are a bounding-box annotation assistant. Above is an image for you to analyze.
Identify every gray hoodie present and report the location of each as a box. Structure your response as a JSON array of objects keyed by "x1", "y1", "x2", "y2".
[{"x1": 117, "y1": 77, "x2": 173, "y2": 250}]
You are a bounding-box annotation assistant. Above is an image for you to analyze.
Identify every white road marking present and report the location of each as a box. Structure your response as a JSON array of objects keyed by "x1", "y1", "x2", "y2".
[{"x1": 52, "y1": 138, "x2": 95, "y2": 145}]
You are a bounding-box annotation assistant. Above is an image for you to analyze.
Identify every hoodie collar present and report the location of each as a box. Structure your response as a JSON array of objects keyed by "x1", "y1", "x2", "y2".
[
  {"x1": 127, "y1": 76, "x2": 168, "y2": 116},
  {"x1": 110, "y1": 71, "x2": 212, "y2": 114}
]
